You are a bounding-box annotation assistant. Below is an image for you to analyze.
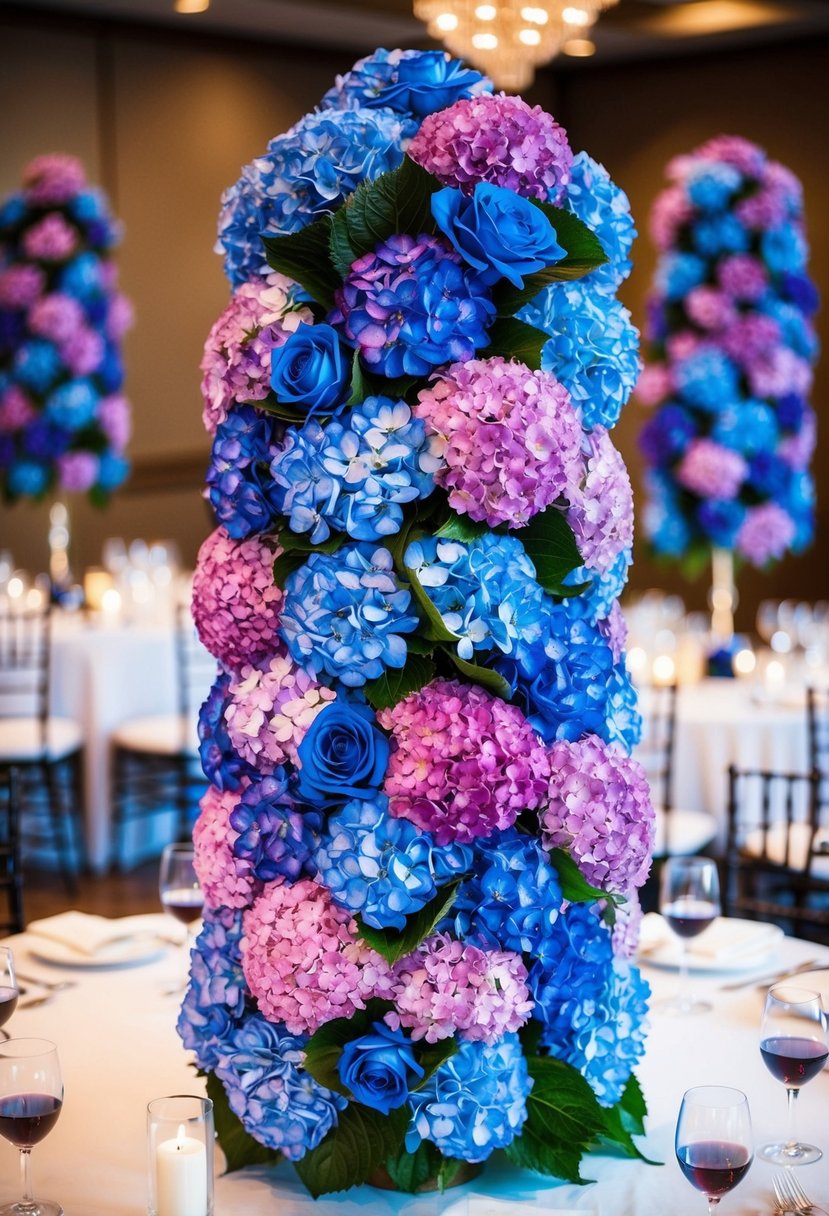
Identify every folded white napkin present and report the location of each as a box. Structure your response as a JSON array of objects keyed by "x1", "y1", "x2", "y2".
[
  {"x1": 27, "y1": 911, "x2": 173, "y2": 957},
  {"x1": 638, "y1": 912, "x2": 779, "y2": 963}
]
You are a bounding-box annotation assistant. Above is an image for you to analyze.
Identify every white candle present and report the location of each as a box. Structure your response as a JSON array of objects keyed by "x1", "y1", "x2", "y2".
[{"x1": 156, "y1": 1124, "x2": 207, "y2": 1216}]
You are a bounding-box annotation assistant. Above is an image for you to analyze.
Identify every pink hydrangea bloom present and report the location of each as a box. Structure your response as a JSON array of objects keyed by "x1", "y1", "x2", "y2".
[
  {"x1": 97, "y1": 394, "x2": 131, "y2": 451},
  {"x1": 717, "y1": 255, "x2": 767, "y2": 302},
  {"x1": 193, "y1": 783, "x2": 260, "y2": 911},
  {"x1": 735, "y1": 503, "x2": 797, "y2": 566},
  {"x1": 408, "y1": 94, "x2": 573, "y2": 203},
  {"x1": 61, "y1": 327, "x2": 104, "y2": 377},
  {"x1": 388, "y1": 933, "x2": 533, "y2": 1044},
  {"x1": 665, "y1": 331, "x2": 703, "y2": 363},
  {"x1": 685, "y1": 286, "x2": 736, "y2": 332},
  {"x1": 192, "y1": 527, "x2": 284, "y2": 672},
  {"x1": 735, "y1": 188, "x2": 787, "y2": 231},
  {"x1": 598, "y1": 599, "x2": 628, "y2": 665},
  {"x1": 609, "y1": 889, "x2": 644, "y2": 960},
  {"x1": 378, "y1": 677, "x2": 550, "y2": 845},
  {"x1": 106, "y1": 292, "x2": 135, "y2": 340},
  {"x1": 22, "y1": 213, "x2": 78, "y2": 262},
  {"x1": 241, "y1": 878, "x2": 393, "y2": 1034},
  {"x1": 200, "y1": 273, "x2": 312, "y2": 435},
  {"x1": 0, "y1": 387, "x2": 37, "y2": 432},
  {"x1": 224, "y1": 653, "x2": 336, "y2": 771},
  {"x1": 542, "y1": 734, "x2": 654, "y2": 894},
  {"x1": 649, "y1": 185, "x2": 692, "y2": 251},
  {"x1": 694, "y1": 135, "x2": 766, "y2": 177},
  {"x1": 0, "y1": 265, "x2": 45, "y2": 310},
  {"x1": 748, "y1": 347, "x2": 812, "y2": 399},
  {"x1": 22, "y1": 153, "x2": 86, "y2": 205},
  {"x1": 779, "y1": 411, "x2": 816, "y2": 471},
  {"x1": 721, "y1": 314, "x2": 780, "y2": 367},
  {"x1": 676, "y1": 438, "x2": 747, "y2": 500},
  {"x1": 567, "y1": 427, "x2": 633, "y2": 575},
  {"x1": 28, "y1": 293, "x2": 85, "y2": 343},
  {"x1": 57, "y1": 452, "x2": 97, "y2": 492},
  {"x1": 414, "y1": 356, "x2": 582, "y2": 528},
  {"x1": 634, "y1": 362, "x2": 673, "y2": 408}
]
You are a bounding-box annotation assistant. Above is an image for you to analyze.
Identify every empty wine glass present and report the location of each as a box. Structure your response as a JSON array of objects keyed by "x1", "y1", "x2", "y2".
[
  {"x1": 659, "y1": 856, "x2": 721, "y2": 1015},
  {"x1": 0, "y1": 1038, "x2": 64, "y2": 1216},
  {"x1": 0, "y1": 948, "x2": 19, "y2": 1039},
  {"x1": 159, "y1": 842, "x2": 203, "y2": 993},
  {"x1": 758, "y1": 984, "x2": 828, "y2": 1165},
  {"x1": 676, "y1": 1086, "x2": 752, "y2": 1214}
]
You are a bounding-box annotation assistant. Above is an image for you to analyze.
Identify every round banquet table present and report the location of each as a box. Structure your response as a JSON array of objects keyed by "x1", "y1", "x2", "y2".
[{"x1": 1, "y1": 926, "x2": 828, "y2": 1215}]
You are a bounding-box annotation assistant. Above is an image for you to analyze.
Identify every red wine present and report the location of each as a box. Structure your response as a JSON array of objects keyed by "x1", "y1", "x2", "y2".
[
  {"x1": 677, "y1": 1140, "x2": 752, "y2": 1195},
  {"x1": 760, "y1": 1035, "x2": 829, "y2": 1086},
  {"x1": 162, "y1": 887, "x2": 203, "y2": 925},
  {"x1": 0, "y1": 1093, "x2": 62, "y2": 1147},
  {"x1": 663, "y1": 898, "x2": 718, "y2": 939},
  {"x1": 0, "y1": 986, "x2": 18, "y2": 1028}
]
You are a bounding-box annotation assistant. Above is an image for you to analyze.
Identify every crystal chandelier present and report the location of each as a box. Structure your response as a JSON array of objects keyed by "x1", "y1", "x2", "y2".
[{"x1": 413, "y1": 0, "x2": 620, "y2": 91}]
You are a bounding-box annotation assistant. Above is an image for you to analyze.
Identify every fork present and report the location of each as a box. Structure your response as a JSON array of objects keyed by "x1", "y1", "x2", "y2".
[
  {"x1": 13, "y1": 972, "x2": 76, "y2": 993},
  {"x1": 773, "y1": 1170, "x2": 829, "y2": 1214}
]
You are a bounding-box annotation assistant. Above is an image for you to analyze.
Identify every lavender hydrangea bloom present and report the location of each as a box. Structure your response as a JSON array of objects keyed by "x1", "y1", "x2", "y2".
[
  {"x1": 215, "y1": 108, "x2": 406, "y2": 289},
  {"x1": 406, "y1": 1033, "x2": 531, "y2": 1162},
  {"x1": 563, "y1": 152, "x2": 637, "y2": 293},
  {"x1": 314, "y1": 794, "x2": 471, "y2": 930},
  {"x1": 214, "y1": 1015, "x2": 347, "y2": 1160},
  {"x1": 279, "y1": 544, "x2": 419, "y2": 687},
  {"x1": 206, "y1": 403, "x2": 283, "y2": 539},
  {"x1": 198, "y1": 672, "x2": 259, "y2": 793},
  {"x1": 229, "y1": 773, "x2": 321, "y2": 882},
  {"x1": 177, "y1": 907, "x2": 247, "y2": 1072},
  {"x1": 333, "y1": 233, "x2": 495, "y2": 378}
]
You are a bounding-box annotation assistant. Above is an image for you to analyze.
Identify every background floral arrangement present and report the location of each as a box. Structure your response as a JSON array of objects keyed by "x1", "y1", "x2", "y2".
[
  {"x1": 0, "y1": 153, "x2": 132, "y2": 503},
  {"x1": 637, "y1": 135, "x2": 819, "y2": 572},
  {"x1": 181, "y1": 47, "x2": 654, "y2": 1197}
]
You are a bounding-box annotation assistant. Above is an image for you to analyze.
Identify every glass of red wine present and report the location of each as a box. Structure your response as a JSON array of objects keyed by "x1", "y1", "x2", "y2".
[
  {"x1": 0, "y1": 1037, "x2": 63, "y2": 1216},
  {"x1": 159, "y1": 842, "x2": 204, "y2": 993},
  {"x1": 758, "y1": 983, "x2": 828, "y2": 1165},
  {"x1": 0, "y1": 948, "x2": 19, "y2": 1039},
  {"x1": 659, "y1": 856, "x2": 721, "y2": 1015},
  {"x1": 676, "y1": 1085, "x2": 752, "y2": 1215}
]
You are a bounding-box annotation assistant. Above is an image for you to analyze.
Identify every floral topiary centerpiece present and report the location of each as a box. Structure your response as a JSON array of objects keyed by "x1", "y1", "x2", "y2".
[
  {"x1": 637, "y1": 135, "x2": 819, "y2": 575},
  {"x1": 181, "y1": 48, "x2": 654, "y2": 1197},
  {"x1": 0, "y1": 154, "x2": 132, "y2": 504}
]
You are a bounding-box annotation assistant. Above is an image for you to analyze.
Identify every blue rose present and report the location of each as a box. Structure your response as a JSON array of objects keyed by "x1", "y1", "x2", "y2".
[
  {"x1": 431, "y1": 182, "x2": 566, "y2": 288},
  {"x1": 372, "y1": 52, "x2": 488, "y2": 119},
  {"x1": 338, "y1": 1022, "x2": 424, "y2": 1114},
  {"x1": 269, "y1": 322, "x2": 350, "y2": 413},
  {"x1": 296, "y1": 698, "x2": 389, "y2": 803}
]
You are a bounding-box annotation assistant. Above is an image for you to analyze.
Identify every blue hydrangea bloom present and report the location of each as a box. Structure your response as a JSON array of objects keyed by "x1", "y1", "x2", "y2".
[
  {"x1": 96, "y1": 451, "x2": 130, "y2": 491},
  {"x1": 674, "y1": 348, "x2": 739, "y2": 411},
  {"x1": 747, "y1": 451, "x2": 792, "y2": 498},
  {"x1": 777, "y1": 393, "x2": 807, "y2": 432},
  {"x1": 214, "y1": 1014, "x2": 347, "y2": 1160},
  {"x1": 560, "y1": 550, "x2": 630, "y2": 627},
  {"x1": 0, "y1": 194, "x2": 25, "y2": 228},
  {"x1": 761, "y1": 223, "x2": 808, "y2": 275},
  {"x1": 452, "y1": 827, "x2": 563, "y2": 955},
  {"x1": 206, "y1": 403, "x2": 283, "y2": 539},
  {"x1": 69, "y1": 189, "x2": 108, "y2": 225},
  {"x1": 57, "y1": 251, "x2": 102, "y2": 300},
  {"x1": 520, "y1": 281, "x2": 640, "y2": 430},
  {"x1": 269, "y1": 420, "x2": 340, "y2": 545},
  {"x1": 229, "y1": 773, "x2": 321, "y2": 883},
  {"x1": 654, "y1": 251, "x2": 706, "y2": 300},
  {"x1": 760, "y1": 297, "x2": 819, "y2": 361},
  {"x1": 685, "y1": 163, "x2": 741, "y2": 211},
  {"x1": 44, "y1": 378, "x2": 98, "y2": 431},
  {"x1": 562, "y1": 152, "x2": 636, "y2": 293},
  {"x1": 406, "y1": 1033, "x2": 531, "y2": 1162},
  {"x1": 177, "y1": 907, "x2": 247, "y2": 1072},
  {"x1": 696, "y1": 497, "x2": 746, "y2": 549},
  {"x1": 198, "y1": 672, "x2": 258, "y2": 792},
  {"x1": 216, "y1": 108, "x2": 406, "y2": 289},
  {"x1": 314, "y1": 794, "x2": 471, "y2": 930},
  {"x1": 642, "y1": 474, "x2": 693, "y2": 558},
  {"x1": 710, "y1": 399, "x2": 779, "y2": 456},
  {"x1": 22, "y1": 418, "x2": 71, "y2": 459},
  {"x1": 781, "y1": 271, "x2": 820, "y2": 315},
  {"x1": 13, "y1": 339, "x2": 62, "y2": 393},
  {"x1": 638, "y1": 401, "x2": 696, "y2": 464},
  {"x1": 6, "y1": 458, "x2": 49, "y2": 497},
  {"x1": 692, "y1": 212, "x2": 749, "y2": 257},
  {"x1": 279, "y1": 543, "x2": 419, "y2": 687}
]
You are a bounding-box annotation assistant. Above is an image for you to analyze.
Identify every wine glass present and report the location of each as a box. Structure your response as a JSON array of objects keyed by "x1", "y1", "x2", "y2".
[
  {"x1": 659, "y1": 856, "x2": 721, "y2": 1015},
  {"x1": 675, "y1": 1086, "x2": 752, "y2": 1214},
  {"x1": 159, "y1": 842, "x2": 203, "y2": 992},
  {"x1": 758, "y1": 983, "x2": 828, "y2": 1165},
  {"x1": 0, "y1": 948, "x2": 19, "y2": 1039},
  {"x1": 0, "y1": 1038, "x2": 64, "y2": 1216}
]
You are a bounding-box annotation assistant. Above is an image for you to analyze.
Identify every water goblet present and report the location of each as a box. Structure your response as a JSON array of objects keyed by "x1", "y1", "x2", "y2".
[
  {"x1": 675, "y1": 1085, "x2": 752, "y2": 1214},
  {"x1": 0, "y1": 1038, "x2": 64, "y2": 1216},
  {"x1": 0, "y1": 948, "x2": 19, "y2": 1038},
  {"x1": 758, "y1": 983, "x2": 828, "y2": 1165},
  {"x1": 659, "y1": 856, "x2": 721, "y2": 1015},
  {"x1": 159, "y1": 842, "x2": 203, "y2": 993}
]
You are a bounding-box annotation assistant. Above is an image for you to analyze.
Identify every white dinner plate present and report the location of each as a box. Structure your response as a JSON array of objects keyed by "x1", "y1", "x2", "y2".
[
  {"x1": 638, "y1": 916, "x2": 784, "y2": 973},
  {"x1": 27, "y1": 934, "x2": 168, "y2": 969}
]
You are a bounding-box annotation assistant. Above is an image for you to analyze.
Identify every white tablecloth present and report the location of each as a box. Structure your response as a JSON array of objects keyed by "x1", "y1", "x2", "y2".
[{"x1": 3, "y1": 928, "x2": 828, "y2": 1215}]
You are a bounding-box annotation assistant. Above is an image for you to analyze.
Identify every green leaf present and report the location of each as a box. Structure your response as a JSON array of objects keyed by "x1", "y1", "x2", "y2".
[
  {"x1": 482, "y1": 316, "x2": 548, "y2": 370},
  {"x1": 403, "y1": 560, "x2": 459, "y2": 644},
  {"x1": 594, "y1": 1099, "x2": 659, "y2": 1165},
  {"x1": 382, "y1": 1142, "x2": 443, "y2": 1193},
  {"x1": 303, "y1": 999, "x2": 396, "y2": 1096},
  {"x1": 254, "y1": 395, "x2": 308, "y2": 425},
  {"x1": 357, "y1": 879, "x2": 462, "y2": 964},
  {"x1": 206, "y1": 1072, "x2": 282, "y2": 1174},
  {"x1": 411, "y1": 1038, "x2": 457, "y2": 1092},
  {"x1": 272, "y1": 549, "x2": 308, "y2": 588},
  {"x1": 363, "y1": 653, "x2": 436, "y2": 711},
  {"x1": 277, "y1": 529, "x2": 346, "y2": 557},
  {"x1": 335, "y1": 156, "x2": 440, "y2": 263},
  {"x1": 329, "y1": 210, "x2": 359, "y2": 279},
  {"x1": 403, "y1": 634, "x2": 436, "y2": 656},
  {"x1": 443, "y1": 648, "x2": 513, "y2": 702},
  {"x1": 549, "y1": 847, "x2": 612, "y2": 906},
  {"x1": 494, "y1": 205, "x2": 609, "y2": 315},
  {"x1": 514, "y1": 505, "x2": 583, "y2": 594},
  {"x1": 434, "y1": 511, "x2": 491, "y2": 543},
  {"x1": 618, "y1": 1073, "x2": 648, "y2": 1138},
  {"x1": 263, "y1": 219, "x2": 340, "y2": 312},
  {"x1": 293, "y1": 1102, "x2": 409, "y2": 1198},
  {"x1": 505, "y1": 1056, "x2": 605, "y2": 1184},
  {"x1": 345, "y1": 349, "x2": 367, "y2": 407}
]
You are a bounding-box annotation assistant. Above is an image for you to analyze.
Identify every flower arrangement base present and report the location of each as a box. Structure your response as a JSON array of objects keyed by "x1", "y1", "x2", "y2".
[{"x1": 367, "y1": 1161, "x2": 482, "y2": 1193}]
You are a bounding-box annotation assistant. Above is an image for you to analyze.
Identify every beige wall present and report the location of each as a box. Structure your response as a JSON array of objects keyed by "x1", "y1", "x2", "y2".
[{"x1": 0, "y1": 12, "x2": 826, "y2": 636}]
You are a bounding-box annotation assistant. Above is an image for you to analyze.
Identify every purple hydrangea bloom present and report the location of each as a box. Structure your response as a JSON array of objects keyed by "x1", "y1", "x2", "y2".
[
  {"x1": 197, "y1": 672, "x2": 259, "y2": 792},
  {"x1": 229, "y1": 772, "x2": 321, "y2": 882},
  {"x1": 206, "y1": 403, "x2": 283, "y2": 539},
  {"x1": 177, "y1": 906, "x2": 247, "y2": 1072}
]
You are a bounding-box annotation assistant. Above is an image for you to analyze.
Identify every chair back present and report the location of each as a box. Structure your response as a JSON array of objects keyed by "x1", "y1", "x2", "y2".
[
  {"x1": 173, "y1": 599, "x2": 217, "y2": 749},
  {"x1": 0, "y1": 600, "x2": 51, "y2": 749},
  {"x1": 0, "y1": 766, "x2": 25, "y2": 934},
  {"x1": 806, "y1": 685, "x2": 829, "y2": 809},
  {"x1": 635, "y1": 681, "x2": 678, "y2": 815}
]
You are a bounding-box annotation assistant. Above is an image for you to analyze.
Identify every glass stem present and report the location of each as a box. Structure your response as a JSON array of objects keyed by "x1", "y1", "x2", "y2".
[
  {"x1": 708, "y1": 1198, "x2": 721, "y2": 1214},
  {"x1": 785, "y1": 1086, "x2": 800, "y2": 1155},
  {"x1": 678, "y1": 941, "x2": 690, "y2": 1010},
  {"x1": 20, "y1": 1147, "x2": 34, "y2": 1205}
]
